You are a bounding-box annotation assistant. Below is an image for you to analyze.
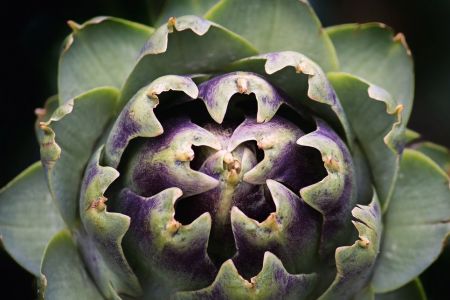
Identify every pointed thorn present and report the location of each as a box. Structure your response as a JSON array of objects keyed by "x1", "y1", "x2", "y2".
[
  {"x1": 39, "y1": 122, "x2": 48, "y2": 129},
  {"x1": 393, "y1": 32, "x2": 412, "y2": 56},
  {"x1": 90, "y1": 196, "x2": 107, "y2": 211},
  {"x1": 323, "y1": 155, "x2": 340, "y2": 173},
  {"x1": 395, "y1": 104, "x2": 404, "y2": 114},
  {"x1": 243, "y1": 279, "x2": 255, "y2": 289},
  {"x1": 223, "y1": 152, "x2": 234, "y2": 165},
  {"x1": 236, "y1": 78, "x2": 248, "y2": 94},
  {"x1": 263, "y1": 212, "x2": 280, "y2": 231},
  {"x1": 175, "y1": 149, "x2": 195, "y2": 162},
  {"x1": 167, "y1": 17, "x2": 177, "y2": 32},
  {"x1": 34, "y1": 108, "x2": 46, "y2": 117},
  {"x1": 67, "y1": 20, "x2": 81, "y2": 32},
  {"x1": 358, "y1": 236, "x2": 370, "y2": 248},
  {"x1": 257, "y1": 136, "x2": 275, "y2": 150},
  {"x1": 166, "y1": 219, "x2": 181, "y2": 235}
]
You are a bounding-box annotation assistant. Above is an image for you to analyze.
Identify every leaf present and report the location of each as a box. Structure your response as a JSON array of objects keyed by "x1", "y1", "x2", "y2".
[
  {"x1": 319, "y1": 193, "x2": 382, "y2": 299},
  {"x1": 328, "y1": 72, "x2": 403, "y2": 208},
  {"x1": 371, "y1": 149, "x2": 450, "y2": 292},
  {"x1": 120, "y1": 15, "x2": 258, "y2": 106},
  {"x1": 104, "y1": 75, "x2": 199, "y2": 167},
  {"x1": 59, "y1": 17, "x2": 153, "y2": 103},
  {"x1": 298, "y1": 119, "x2": 356, "y2": 258},
  {"x1": 326, "y1": 23, "x2": 414, "y2": 120},
  {"x1": 410, "y1": 141, "x2": 450, "y2": 175},
  {"x1": 225, "y1": 52, "x2": 353, "y2": 145},
  {"x1": 176, "y1": 252, "x2": 317, "y2": 300},
  {"x1": 375, "y1": 278, "x2": 427, "y2": 300},
  {"x1": 205, "y1": 0, "x2": 338, "y2": 71},
  {"x1": 152, "y1": 0, "x2": 219, "y2": 26},
  {"x1": 41, "y1": 230, "x2": 103, "y2": 300},
  {"x1": 0, "y1": 162, "x2": 65, "y2": 276},
  {"x1": 78, "y1": 147, "x2": 142, "y2": 298},
  {"x1": 38, "y1": 87, "x2": 118, "y2": 226}
]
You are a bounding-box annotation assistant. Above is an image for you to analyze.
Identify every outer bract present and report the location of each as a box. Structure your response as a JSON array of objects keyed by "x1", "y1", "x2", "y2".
[{"x1": 1, "y1": 1, "x2": 449, "y2": 299}]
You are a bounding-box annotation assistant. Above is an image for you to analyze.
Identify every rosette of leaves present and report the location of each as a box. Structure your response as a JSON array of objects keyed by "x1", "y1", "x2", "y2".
[{"x1": 1, "y1": 1, "x2": 449, "y2": 299}]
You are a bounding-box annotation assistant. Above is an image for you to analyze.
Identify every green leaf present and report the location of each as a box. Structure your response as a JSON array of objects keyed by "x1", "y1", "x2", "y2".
[
  {"x1": 78, "y1": 147, "x2": 142, "y2": 298},
  {"x1": 375, "y1": 278, "x2": 427, "y2": 300},
  {"x1": 371, "y1": 149, "x2": 450, "y2": 292},
  {"x1": 153, "y1": 0, "x2": 219, "y2": 26},
  {"x1": 41, "y1": 230, "x2": 103, "y2": 300},
  {"x1": 120, "y1": 15, "x2": 258, "y2": 106},
  {"x1": 0, "y1": 162, "x2": 65, "y2": 277},
  {"x1": 34, "y1": 95, "x2": 59, "y2": 141},
  {"x1": 328, "y1": 72, "x2": 403, "y2": 208},
  {"x1": 410, "y1": 141, "x2": 450, "y2": 175},
  {"x1": 225, "y1": 53, "x2": 353, "y2": 146},
  {"x1": 326, "y1": 23, "x2": 414, "y2": 120},
  {"x1": 319, "y1": 193, "x2": 382, "y2": 300},
  {"x1": 205, "y1": 0, "x2": 338, "y2": 71},
  {"x1": 105, "y1": 75, "x2": 199, "y2": 167},
  {"x1": 353, "y1": 141, "x2": 374, "y2": 205},
  {"x1": 59, "y1": 17, "x2": 153, "y2": 103},
  {"x1": 38, "y1": 87, "x2": 118, "y2": 227},
  {"x1": 404, "y1": 129, "x2": 421, "y2": 144}
]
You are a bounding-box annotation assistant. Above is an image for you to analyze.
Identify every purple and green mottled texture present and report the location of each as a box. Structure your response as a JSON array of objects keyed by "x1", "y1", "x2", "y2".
[
  {"x1": 228, "y1": 116, "x2": 326, "y2": 190},
  {"x1": 3, "y1": 1, "x2": 446, "y2": 299},
  {"x1": 298, "y1": 119, "x2": 355, "y2": 259},
  {"x1": 78, "y1": 147, "x2": 141, "y2": 298},
  {"x1": 107, "y1": 69, "x2": 358, "y2": 298},
  {"x1": 198, "y1": 72, "x2": 285, "y2": 123},
  {"x1": 105, "y1": 75, "x2": 199, "y2": 167},
  {"x1": 319, "y1": 195, "x2": 382, "y2": 299},
  {"x1": 124, "y1": 117, "x2": 221, "y2": 197},
  {"x1": 231, "y1": 179, "x2": 321, "y2": 278},
  {"x1": 175, "y1": 252, "x2": 318, "y2": 300},
  {"x1": 117, "y1": 188, "x2": 216, "y2": 298}
]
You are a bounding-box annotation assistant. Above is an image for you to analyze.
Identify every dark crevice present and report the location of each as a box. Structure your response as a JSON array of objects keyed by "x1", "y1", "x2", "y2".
[
  {"x1": 174, "y1": 194, "x2": 208, "y2": 226},
  {"x1": 174, "y1": 193, "x2": 238, "y2": 268},
  {"x1": 225, "y1": 93, "x2": 258, "y2": 124},
  {"x1": 275, "y1": 101, "x2": 316, "y2": 133},
  {"x1": 294, "y1": 145, "x2": 328, "y2": 188},
  {"x1": 154, "y1": 90, "x2": 192, "y2": 113},
  {"x1": 236, "y1": 184, "x2": 275, "y2": 223},
  {"x1": 189, "y1": 145, "x2": 217, "y2": 172},
  {"x1": 242, "y1": 140, "x2": 265, "y2": 164}
]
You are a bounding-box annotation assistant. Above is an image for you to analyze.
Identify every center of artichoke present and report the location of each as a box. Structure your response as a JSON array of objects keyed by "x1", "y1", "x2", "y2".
[
  {"x1": 116, "y1": 100, "x2": 327, "y2": 271},
  {"x1": 107, "y1": 72, "x2": 339, "y2": 283}
]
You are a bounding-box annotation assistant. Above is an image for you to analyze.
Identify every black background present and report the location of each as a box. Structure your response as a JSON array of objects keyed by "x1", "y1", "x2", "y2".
[{"x1": 0, "y1": 0, "x2": 449, "y2": 299}]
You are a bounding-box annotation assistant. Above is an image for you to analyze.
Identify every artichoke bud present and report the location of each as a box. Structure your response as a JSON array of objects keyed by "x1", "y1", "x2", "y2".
[
  {"x1": 3, "y1": 3, "x2": 448, "y2": 300},
  {"x1": 83, "y1": 70, "x2": 363, "y2": 298}
]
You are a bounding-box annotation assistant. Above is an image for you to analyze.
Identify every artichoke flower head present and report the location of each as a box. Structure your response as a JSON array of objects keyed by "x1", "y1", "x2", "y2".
[{"x1": 1, "y1": 1, "x2": 449, "y2": 300}]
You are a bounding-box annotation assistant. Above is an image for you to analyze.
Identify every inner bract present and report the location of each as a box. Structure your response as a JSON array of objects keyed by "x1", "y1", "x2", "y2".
[{"x1": 112, "y1": 73, "x2": 327, "y2": 277}]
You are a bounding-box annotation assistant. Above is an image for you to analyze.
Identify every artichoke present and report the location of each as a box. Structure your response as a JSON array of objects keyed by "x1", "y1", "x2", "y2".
[{"x1": 1, "y1": 1, "x2": 449, "y2": 299}]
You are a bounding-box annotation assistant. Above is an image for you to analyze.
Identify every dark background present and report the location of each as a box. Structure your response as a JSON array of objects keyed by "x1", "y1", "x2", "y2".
[{"x1": 1, "y1": 0, "x2": 448, "y2": 299}]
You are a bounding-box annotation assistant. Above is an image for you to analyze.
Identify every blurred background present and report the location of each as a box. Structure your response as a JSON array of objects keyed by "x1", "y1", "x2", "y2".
[{"x1": 1, "y1": 0, "x2": 448, "y2": 299}]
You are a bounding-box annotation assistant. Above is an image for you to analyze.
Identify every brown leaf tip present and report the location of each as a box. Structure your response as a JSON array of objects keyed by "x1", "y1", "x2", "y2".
[
  {"x1": 167, "y1": 17, "x2": 177, "y2": 32},
  {"x1": 67, "y1": 20, "x2": 81, "y2": 32},
  {"x1": 393, "y1": 32, "x2": 412, "y2": 56},
  {"x1": 358, "y1": 236, "x2": 371, "y2": 248},
  {"x1": 34, "y1": 108, "x2": 46, "y2": 118},
  {"x1": 90, "y1": 196, "x2": 107, "y2": 211}
]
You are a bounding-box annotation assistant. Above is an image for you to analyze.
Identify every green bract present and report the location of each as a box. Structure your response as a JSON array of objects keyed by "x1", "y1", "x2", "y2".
[{"x1": 1, "y1": 1, "x2": 449, "y2": 299}]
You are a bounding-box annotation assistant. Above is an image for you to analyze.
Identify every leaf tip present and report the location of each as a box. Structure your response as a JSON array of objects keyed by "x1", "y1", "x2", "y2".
[
  {"x1": 167, "y1": 16, "x2": 177, "y2": 32},
  {"x1": 358, "y1": 236, "x2": 371, "y2": 248},
  {"x1": 393, "y1": 32, "x2": 412, "y2": 56},
  {"x1": 34, "y1": 108, "x2": 46, "y2": 118},
  {"x1": 67, "y1": 20, "x2": 81, "y2": 32}
]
